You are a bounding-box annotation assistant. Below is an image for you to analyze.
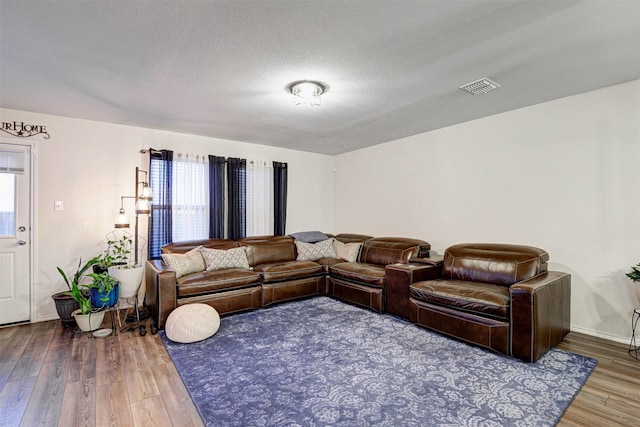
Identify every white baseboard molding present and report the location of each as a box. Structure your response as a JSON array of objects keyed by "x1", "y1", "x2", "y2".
[
  {"x1": 570, "y1": 324, "x2": 631, "y2": 345},
  {"x1": 37, "y1": 315, "x2": 61, "y2": 323}
]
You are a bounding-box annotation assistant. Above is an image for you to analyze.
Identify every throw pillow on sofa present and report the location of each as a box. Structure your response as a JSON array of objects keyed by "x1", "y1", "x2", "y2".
[
  {"x1": 296, "y1": 238, "x2": 337, "y2": 261},
  {"x1": 333, "y1": 240, "x2": 362, "y2": 263},
  {"x1": 200, "y1": 246, "x2": 251, "y2": 271},
  {"x1": 162, "y1": 247, "x2": 206, "y2": 278},
  {"x1": 289, "y1": 231, "x2": 329, "y2": 243}
]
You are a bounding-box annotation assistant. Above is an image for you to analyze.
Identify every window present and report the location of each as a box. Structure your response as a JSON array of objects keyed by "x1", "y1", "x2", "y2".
[
  {"x1": 172, "y1": 154, "x2": 209, "y2": 241},
  {"x1": 0, "y1": 174, "x2": 15, "y2": 237},
  {"x1": 246, "y1": 161, "x2": 273, "y2": 236},
  {"x1": 148, "y1": 149, "x2": 287, "y2": 259},
  {"x1": 149, "y1": 149, "x2": 173, "y2": 259},
  {"x1": 0, "y1": 149, "x2": 24, "y2": 237}
]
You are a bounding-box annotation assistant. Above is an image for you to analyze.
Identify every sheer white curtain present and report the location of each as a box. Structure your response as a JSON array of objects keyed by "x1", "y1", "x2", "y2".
[
  {"x1": 246, "y1": 160, "x2": 273, "y2": 236},
  {"x1": 172, "y1": 153, "x2": 209, "y2": 241}
]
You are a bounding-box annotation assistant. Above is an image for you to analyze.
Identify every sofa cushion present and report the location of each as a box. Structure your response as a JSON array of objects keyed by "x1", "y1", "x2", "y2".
[
  {"x1": 295, "y1": 238, "x2": 337, "y2": 261},
  {"x1": 333, "y1": 240, "x2": 362, "y2": 262},
  {"x1": 334, "y1": 233, "x2": 374, "y2": 244},
  {"x1": 241, "y1": 236, "x2": 296, "y2": 266},
  {"x1": 177, "y1": 269, "x2": 261, "y2": 297},
  {"x1": 253, "y1": 261, "x2": 324, "y2": 283},
  {"x1": 360, "y1": 237, "x2": 430, "y2": 266},
  {"x1": 329, "y1": 262, "x2": 386, "y2": 287},
  {"x1": 410, "y1": 279, "x2": 510, "y2": 320},
  {"x1": 441, "y1": 244, "x2": 548, "y2": 287},
  {"x1": 161, "y1": 247, "x2": 206, "y2": 278},
  {"x1": 314, "y1": 257, "x2": 344, "y2": 272},
  {"x1": 162, "y1": 239, "x2": 237, "y2": 254},
  {"x1": 200, "y1": 246, "x2": 250, "y2": 271}
]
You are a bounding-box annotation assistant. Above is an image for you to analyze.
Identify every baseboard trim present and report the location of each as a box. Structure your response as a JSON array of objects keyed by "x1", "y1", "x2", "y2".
[
  {"x1": 570, "y1": 324, "x2": 630, "y2": 345},
  {"x1": 37, "y1": 314, "x2": 61, "y2": 323}
]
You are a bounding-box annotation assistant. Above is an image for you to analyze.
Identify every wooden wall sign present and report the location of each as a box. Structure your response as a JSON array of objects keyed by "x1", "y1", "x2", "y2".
[{"x1": 1, "y1": 121, "x2": 50, "y2": 139}]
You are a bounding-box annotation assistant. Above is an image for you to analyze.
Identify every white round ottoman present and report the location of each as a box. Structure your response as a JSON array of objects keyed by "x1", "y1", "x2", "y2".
[{"x1": 165, "y1": 303, "x2": 221, "y2": 343}]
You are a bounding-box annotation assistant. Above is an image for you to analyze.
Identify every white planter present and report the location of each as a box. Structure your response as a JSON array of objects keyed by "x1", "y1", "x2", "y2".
[
  {"x1": 108, "y1": 266, "x2": 144, "y2": 299},
  {"x1": 72, "y1": 309, "x2": 105, "y2": 332},
  {"x1": 635, "y1": 283, "x2": 640, "y2": 306}
]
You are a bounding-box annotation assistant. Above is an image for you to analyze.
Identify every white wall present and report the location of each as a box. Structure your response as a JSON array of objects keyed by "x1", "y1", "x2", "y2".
[
  {"x1": 4, "y1": 80, "x2": 639, "y2": 342},
  {"x1": 335, "y1": 79, "x2": 640, "y2": 343},
  {"x1": 0, "y1": 108, "x2": 335, "y2": 322}
]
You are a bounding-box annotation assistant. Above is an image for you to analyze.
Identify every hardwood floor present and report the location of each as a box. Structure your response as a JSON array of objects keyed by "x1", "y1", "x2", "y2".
[
  {"x1": 555, "y1": 332, "x2": 640, "y2": 426},
  {"x1": 0, "y1": 316, "x2": 202, "y2": 427},
  {"x1": 0, "y1": 315, "x2": 638, "y2": 426}
]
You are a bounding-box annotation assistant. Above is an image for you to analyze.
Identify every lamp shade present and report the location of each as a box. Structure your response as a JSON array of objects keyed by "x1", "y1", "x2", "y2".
[
  {"x1": 135, "y1": 198, "x2": 151, "y2": 215},
  {"x1": 114, "y1": 208, "x2": 130, "y2": 228},
  {"x1": 139, "y1": 182, "x2": 153, "y2": 200}
]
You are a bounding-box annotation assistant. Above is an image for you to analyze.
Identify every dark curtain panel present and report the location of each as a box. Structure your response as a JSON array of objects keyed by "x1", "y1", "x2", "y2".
[
  {"x1": 273, "y1": 161, "x2": 288, "y2": 236},
  {"x1": 227, "y1": 157, "x2": 246, "y2": 240},
  {"x1": 208, "y1": 155, "x2": 226, "y2": 239},
  {"x1": 148, "y1": 149, "x2": 173, "y2": 259}
]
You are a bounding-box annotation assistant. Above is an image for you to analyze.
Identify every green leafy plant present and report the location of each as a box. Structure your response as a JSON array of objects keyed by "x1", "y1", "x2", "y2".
[
  {"x1": 96, "y1": 233, "x2": 138, "y2": 269},
  {"x1": 57, "y1": 257, "x2": 99, "y2": 314},
  {"x1": 626, "y1": 263, "x2": 640, "y2": 282},
  {"x1": 87, "y1": 272, "x2": 118, "y2": 302}
]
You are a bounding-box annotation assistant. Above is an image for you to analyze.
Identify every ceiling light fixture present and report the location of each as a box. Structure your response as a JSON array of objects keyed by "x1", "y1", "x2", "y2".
[
  {"x1": 459, "y1": 77, "x2": 501, "y2": 95},
  {"x1": 286, "y1": 80, "x2": 328, "y2": 106}
]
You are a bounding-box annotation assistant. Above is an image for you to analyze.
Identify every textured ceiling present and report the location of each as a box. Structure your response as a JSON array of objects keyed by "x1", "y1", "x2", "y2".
[{"x1": 1, "y1": 1, "x2": 639, "y2": 155}]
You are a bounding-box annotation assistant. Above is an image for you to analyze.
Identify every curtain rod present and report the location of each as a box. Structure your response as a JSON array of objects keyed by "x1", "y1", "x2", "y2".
[{"x1": 142, "y1": 149, "x2": 285, "y2": 166}]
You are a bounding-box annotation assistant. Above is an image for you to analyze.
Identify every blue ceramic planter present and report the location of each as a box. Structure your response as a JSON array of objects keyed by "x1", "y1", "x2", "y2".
[{"x1": 90, "y1": 283, "x2": 119, "y2": 308}]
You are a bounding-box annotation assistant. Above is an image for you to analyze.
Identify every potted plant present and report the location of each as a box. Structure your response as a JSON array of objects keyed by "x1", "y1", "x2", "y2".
[
  {"x1": 56, "y1": 257, "x2": 106, "y2": 331},
  {"x1": 52, "y1": 257, "x2": 97, "y2": 326},
  {"x1": 97, "y1": 232, "x2": 145, "y2": 299},
  {"x1": 625, "y1": 262, "x2": 640, "y2": 304},
  {"x1": 95, "y1": 233, "x2": 133, "y2": 269},
  {"x1": 87, "y1": 272, "x2": 119, "y2": 309}
]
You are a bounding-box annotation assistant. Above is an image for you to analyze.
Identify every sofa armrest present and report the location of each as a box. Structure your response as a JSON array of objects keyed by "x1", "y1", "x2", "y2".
[
  {"x1": 145, "y1": 259, "x2": 178, "y2": 329},
  {"x1": 510, "y1": 271, "x2": 571, "y2": 362},
  {"x1": 385, "y1": 263, "x2": 442, "y2": 319}
]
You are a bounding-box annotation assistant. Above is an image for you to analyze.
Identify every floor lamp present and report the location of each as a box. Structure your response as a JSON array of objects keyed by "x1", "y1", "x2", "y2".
[{"x1": 113, "y1": 167, "x2": 152, "y2": 322}]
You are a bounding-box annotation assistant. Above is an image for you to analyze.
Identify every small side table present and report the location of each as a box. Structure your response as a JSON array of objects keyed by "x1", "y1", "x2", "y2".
[
  {"x1": 385, "y1": 261, "x2": 441, "y2": 319},
  {"x1": 630, "y1": 308, "x2": 640, "y2": 360}
]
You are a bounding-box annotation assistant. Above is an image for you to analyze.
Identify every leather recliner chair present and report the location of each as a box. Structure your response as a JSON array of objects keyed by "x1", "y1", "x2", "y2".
[
  {"x1": 408, "y1": 243, "x2": 571, "y2": 362},
  {"x1": 327, "y1": 237, "x2": 430, "y2": 313}
]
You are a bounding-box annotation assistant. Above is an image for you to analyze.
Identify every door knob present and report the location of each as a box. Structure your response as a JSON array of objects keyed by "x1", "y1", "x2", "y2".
[{"x1": 18, "y1": 240, "x2": 27, "y2": 246}]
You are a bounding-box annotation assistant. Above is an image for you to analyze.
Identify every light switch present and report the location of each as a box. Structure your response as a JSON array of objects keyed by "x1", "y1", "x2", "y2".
[{"x1": 54, "y1": 200, "x2": 64, "y2": 211}]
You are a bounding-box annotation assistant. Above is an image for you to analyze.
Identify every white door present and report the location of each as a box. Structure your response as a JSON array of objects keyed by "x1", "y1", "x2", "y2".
[{"x1": 0, "y1": 142, "x2": 31, "y2": 325}]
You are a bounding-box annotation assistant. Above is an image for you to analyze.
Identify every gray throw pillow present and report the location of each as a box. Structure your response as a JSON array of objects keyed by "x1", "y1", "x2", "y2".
[{"x1": 288, "y1": 231, "x2": 329, "y2": 243}]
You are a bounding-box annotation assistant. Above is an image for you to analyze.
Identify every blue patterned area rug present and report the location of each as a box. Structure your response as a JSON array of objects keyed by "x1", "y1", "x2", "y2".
[{"x1": 160, "y1": 297, "x2": 596, "y2": 427}]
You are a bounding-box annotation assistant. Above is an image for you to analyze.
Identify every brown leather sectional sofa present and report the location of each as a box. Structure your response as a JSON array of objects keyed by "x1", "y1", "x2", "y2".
[
  {"x1": 145, "y1": 235, "x2": 570, "y2": 362},
  {"x1": 145, "y1": 234, "x2": 429, "y2": 328}
]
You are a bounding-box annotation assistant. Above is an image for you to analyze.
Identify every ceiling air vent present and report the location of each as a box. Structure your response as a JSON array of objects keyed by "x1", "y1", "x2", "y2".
[{"x1": 459, "y1": 78, "x2": 501, "y2": 95}]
